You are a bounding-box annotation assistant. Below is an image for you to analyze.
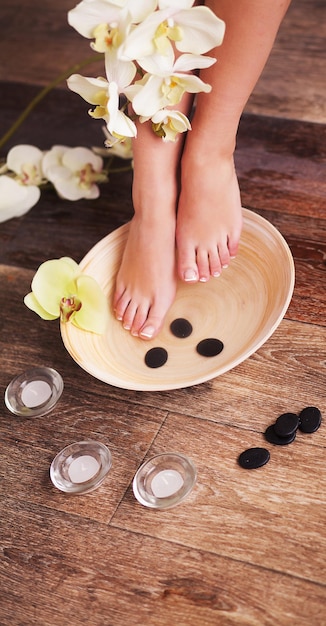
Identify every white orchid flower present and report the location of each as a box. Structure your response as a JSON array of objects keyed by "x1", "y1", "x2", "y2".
[
  {"x1": 0, "y1": 176, "x2": 40, "y2": 223},
  {"x1": 67, "y1": 0, "x2": 156, "y2": 83},
  {"x1": 101, "y1": 126, "x2": 134, "y2": 159},
  {"x1": 42, "y1": 145, "x2": 105, "y2": 201},
  {"x1": 125, "y1": 50, "x2": 215, "y2": 118},
  {"x1": 0, "y1": 144, "x2": 44, "y2": 222},
  {"x1": 7, "y1": 144, "x2": 44, "y2": 186},
  {"x1": 67, "y1": 74, "x2": 137, "y2": 140},
  {"x1": 68, "y1": 0, "x2": 157, "y2": 39},
  {"x1": 143, "y1": 109, "x2": 191, "y2": 142},
  {"x1": 120, "y1": 0, "x2": 225, "y2": 59}
]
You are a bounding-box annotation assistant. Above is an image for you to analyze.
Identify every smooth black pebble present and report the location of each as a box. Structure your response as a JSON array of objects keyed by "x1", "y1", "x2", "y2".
[
  {"x1": 170, "y1": 318, "x2": 193, "y2": 338},
  {"x1": 264, "y1": 424, "x2": 296, "y2": 446},
  {"x1": 274, "y1": 412, "x2": 299, "y2": 437},
  {"x1": 145, "y1": 347, "x2": 168, "y2": 369},
  {"x1": 298, "y1": 406, "x2": 322, "y2": 433},
  {"x1": 196, "y1": 338, "x2": 224, "y2": 357},
  {"x1": 238, "y1": 447, "x2": 270, "y2": 470}
]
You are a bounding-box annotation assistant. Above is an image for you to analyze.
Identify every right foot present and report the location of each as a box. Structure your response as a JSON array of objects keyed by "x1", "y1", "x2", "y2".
[{"x1": 113, "y1": 211, "x2": 177, "y2": 340}]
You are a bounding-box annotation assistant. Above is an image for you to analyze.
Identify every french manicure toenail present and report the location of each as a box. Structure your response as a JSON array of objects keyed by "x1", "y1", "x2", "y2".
[
  {"x1": 116, "y1": 314, "x2": 123, "y2": 321},
  {"x1": 184, "y1": 269, "x2": 197, "y2": 281},
  {"x1": 222, "y1": 264, "x2": 228, "y2": 269},
  {"x1": 123, "y1": 323, "x2": 131, "y2": 330},
  {"x1": 213, "y1": 272, "x2": 220, "y2": 277},
  {"x1": 140, "y1": 326, "x2": 155, "y2": 338},
  {"x1": 199, "y1": 277, "x2": 208, "y2": 282}
]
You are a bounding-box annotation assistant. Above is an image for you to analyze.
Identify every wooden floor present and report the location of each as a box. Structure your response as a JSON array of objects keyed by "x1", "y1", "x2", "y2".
[{"x1": 0, "y1": 1, "x2": 325, "y2": 625}]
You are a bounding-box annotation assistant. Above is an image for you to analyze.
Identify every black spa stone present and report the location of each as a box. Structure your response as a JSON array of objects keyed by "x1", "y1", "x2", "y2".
[
  {"x1": 170, "y1": 318, "x2": 193, "y2": 338},
  {"x1": 145, "y1": 347, "x2": 168, "y2": 369},
  {"x1": 264, "y1": 425, "x2": 296, "y2": 446},
  {"x1": 238, "y1": 447, "x2": 270, "y2": 470},
  {"x1": 274, "y1": 412, "x2": 299, "y2": 437},
  {"x1": 196, "y1": 338, "x2": 224, "y2": 357},
  {"x1": 298, "y1": 406, "x2": 322, "y2": 433}
]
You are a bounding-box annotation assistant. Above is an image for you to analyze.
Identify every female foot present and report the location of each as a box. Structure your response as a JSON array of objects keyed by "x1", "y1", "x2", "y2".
[
  {"x1": 113, "y1": 210, "x2": 177, "y2": 340},
  {"x1": 176, "y1": 152, "x2": 243, "y2": 283}
]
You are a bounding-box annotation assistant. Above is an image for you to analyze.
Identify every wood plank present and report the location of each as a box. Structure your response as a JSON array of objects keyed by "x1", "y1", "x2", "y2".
[
  {"x1": 1, "y1": 500, "x2": 325, "y2": 626},
  {"x1": 1, "y1": 267, "x2": 325, "y2": 425},
  {"x1": 111, "y1": 412, "x2": 326, "y2": 587},
  {"x1": 0, "y1": 0, "x2": 324, "y2": 123}
]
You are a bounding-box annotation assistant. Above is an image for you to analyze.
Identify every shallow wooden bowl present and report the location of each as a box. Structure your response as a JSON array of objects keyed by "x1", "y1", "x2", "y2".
[{"x1": 61, "y1": 209, "x2": 295, "y2": 391}]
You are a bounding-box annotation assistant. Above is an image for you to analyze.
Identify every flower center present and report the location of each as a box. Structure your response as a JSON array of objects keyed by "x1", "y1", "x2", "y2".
[
  {"x1": 18, "y1": 163, "x2": 42, "y2": 186},
  {"x1": 154, "y1": 20, "x2": 183, "y2": 54},
  {"x1": 161, "y1": 77, "x2": 184, "y2": 105},
  {"x1": 92, "y1": 22, "x2": 123, "y2": 53},
  {"x1": 60, "y1": 296, "x2": 82, "y2": 322}
]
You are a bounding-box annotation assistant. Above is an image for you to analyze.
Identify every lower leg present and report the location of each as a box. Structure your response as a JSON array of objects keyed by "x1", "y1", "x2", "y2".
[
  {"x1": 113, "y1": 117, "x2": 185, "y2": 339},
  {"x1": 176, "y1": 0, "x2": 292, "y2": 282}
]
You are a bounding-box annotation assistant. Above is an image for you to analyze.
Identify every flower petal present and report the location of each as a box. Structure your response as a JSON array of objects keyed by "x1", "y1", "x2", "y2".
[
  {"x1": 0, "y1": 176, "x2": 40, "y2": 222},
  {"x1": 173, "y1": 7, "x2": 225, "y2": 54},
  {"x1": 73, "y1": 274, "x2": 109, "y2": 334},
  {"x1": 7, "y1": 145, "x2": 43, "y2": 175},
  {"x1": 30, "y1": 258, "x2": 80, "y2": 316},
  {"x1": 24, "y1": 292, "x2": 58, "y2": 320}
]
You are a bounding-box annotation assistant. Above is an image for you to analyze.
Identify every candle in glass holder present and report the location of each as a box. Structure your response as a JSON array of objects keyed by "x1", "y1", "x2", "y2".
[
  {"x1": 151, "y1": 469, "x2": 184, "y2": 498},
  {"x1": 68, "y1": 455, "x2": 100, "y2": 484},
  {"x1": 21, "y1": 380, "x2": 52, "y2": 408}
]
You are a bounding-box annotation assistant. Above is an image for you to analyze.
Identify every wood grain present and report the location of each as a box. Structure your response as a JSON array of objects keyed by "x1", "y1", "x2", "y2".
[{"x1": 0, "y1": 1, "x2": 325, "y2": 624}]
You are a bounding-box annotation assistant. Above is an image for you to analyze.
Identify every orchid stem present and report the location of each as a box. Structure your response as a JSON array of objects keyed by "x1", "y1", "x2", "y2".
[{"x1": 0, "y1": 54, "x2": 102, "y2": 151}]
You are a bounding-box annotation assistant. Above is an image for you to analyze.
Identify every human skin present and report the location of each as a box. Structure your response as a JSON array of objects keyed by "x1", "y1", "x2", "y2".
[{"x1": 113, "y1": 0, "x2": 292, "y2": 340}]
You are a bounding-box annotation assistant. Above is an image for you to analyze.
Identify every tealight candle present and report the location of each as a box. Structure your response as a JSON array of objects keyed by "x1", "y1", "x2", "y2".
[
  {"x1": 151, "y1": 469, "x2": 184, "y2": 498},
  {"x1": 21, "y1": 380, "x2": 52, "y2": 408},
  {"x1": 68, "y1": 455, "x2": 100, "y2": 484}
]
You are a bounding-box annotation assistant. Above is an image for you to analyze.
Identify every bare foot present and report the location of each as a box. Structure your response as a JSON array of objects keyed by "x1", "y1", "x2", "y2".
[
  {"x1": 176, "y1": 153, "x2": 243, "y2": 283},
  {"x1": 113, "y1": 209, "x2": 177, "y2": 340}
]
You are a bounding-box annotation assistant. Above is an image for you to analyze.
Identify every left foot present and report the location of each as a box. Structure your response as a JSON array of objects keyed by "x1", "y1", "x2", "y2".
[{"x1": 176, "y1": 153, "x2": 243, "y2": 282}]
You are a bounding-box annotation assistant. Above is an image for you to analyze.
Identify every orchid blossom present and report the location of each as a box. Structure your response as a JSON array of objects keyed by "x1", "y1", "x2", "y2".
[
  {"x1": 0, "y1": 176, "x2": 40, "y2": 223},
  {"x1": 146, "y1": 109, "x2": 191, "y2": 142},
  {"x1": 0, "y1": 144, "x2": 44, "y2": 221},
  {"x1": 125, "y1": 50, "x2": 215, "y2": 118},
  {"x1": 67, "y1": 0, "x2": 156, "y2": 84},
  {"x1": 67, "y1": 74, "x2": 137, "y2": 140},
  {"x1": 42, "y1": 145, "x2": 106, "y2": 201},
  {"x1": 24, "y1": 257, "x2": 109, "y2": 334},
  {"x1": 120, "y1": 0, "x2": 225, "y2": 59}
]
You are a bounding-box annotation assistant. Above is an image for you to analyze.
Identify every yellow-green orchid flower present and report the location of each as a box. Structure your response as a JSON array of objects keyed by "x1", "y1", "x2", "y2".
[{"x1": 24, "y1": 257, "x2": 109, "y2": 334}]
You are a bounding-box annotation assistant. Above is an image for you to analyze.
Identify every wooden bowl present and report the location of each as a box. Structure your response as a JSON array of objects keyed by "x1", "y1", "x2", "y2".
[{"x1": 61, "y1": 209, "x2": 295, "y2": 391}]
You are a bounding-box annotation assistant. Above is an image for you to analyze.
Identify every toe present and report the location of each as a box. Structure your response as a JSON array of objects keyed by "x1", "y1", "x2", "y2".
[
  {"x1": 114, "y1": 290, "x2": 130, "y2": 321},
  {"x1": 177, "y1": 244, "x2": 199, "y2": 283},
  {"x1": 208, "y1": 248, "x2": 222, "y2": 277},
  {"x1": 139, "y1": 302, "x2": 166, "y2": 340},
  {"x1": 228, "y1": 230, "x2": 241, "y2": 259},
  {"x1": 121, "y1": 300, "x2": 138, "y2": 331},
  {"x1": 196, "y1": 248, "x2": 210, "y2": 282},
  {"x1": 217, "y1": 238, "x2": 230, "y2": 269},
  {"x1": 130, "y1": 303, "x2": 151, "y2": 337}
]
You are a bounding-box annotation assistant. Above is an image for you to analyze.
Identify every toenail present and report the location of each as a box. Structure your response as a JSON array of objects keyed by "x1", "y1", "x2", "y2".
[
  {"x1": 213, "y1": 272, "x2": 220, "y2": 277},
  {"x1": 116, "y1": 314, "x2": 123, "y2": 321},
  {"x1": 140, "y1": 325, "x2": 155, "y2": 339},
  {"x1": 123, "y1": 323, "x2": 131, "y2": 330},
  {"x1": 222, "y1": 264, "x2": 228, "y2": 269},
  {"x1": 199, "y1": 276, "x2": 208, "y2": 283},
  {"x1": 184, "y1": 268, "x2": 197, "y2": 282}
]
